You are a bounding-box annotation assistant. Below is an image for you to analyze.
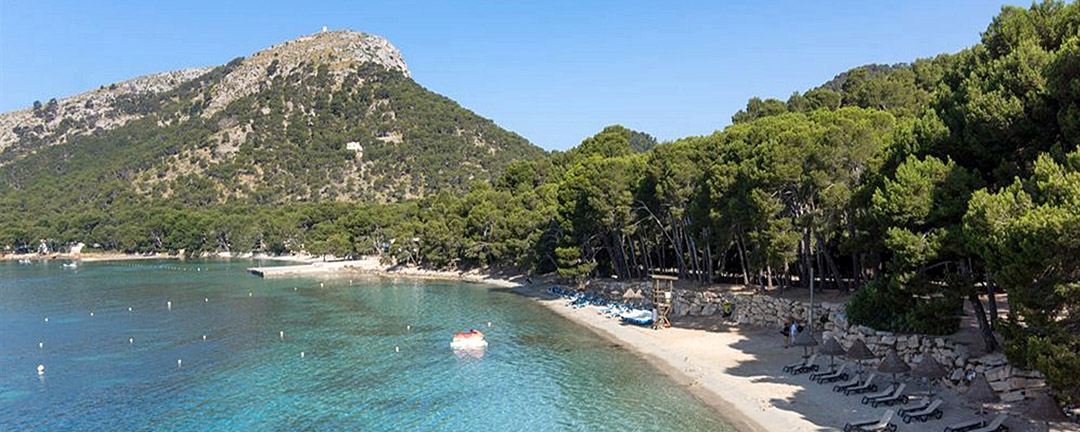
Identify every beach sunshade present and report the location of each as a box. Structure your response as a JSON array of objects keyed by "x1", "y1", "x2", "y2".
[
  {"x1": 792, "y1": 330, "x2": 819, "y2": 357},
  {"x1": 1027, "y1": 392, "x2": 1067, "y2": 422},
  {"x1": 966, "y1": 373, "x2": 999, "y2": 414},
  {"x1": 912, "y1": 354, "x2": 947, "y2": 380},
  {"x1": 621, "y1": 289, "x2": 644, "y2": 302},
  {"x1": 912, "y1": 353, "x2": 948, "y2": 397},
  {"x1": 846, "y1": 340, "x2": 876, "y2": 361},
  {"x1": 877, "y1": 349, "x2": 910, "y2": 386},
  {"x1": 820, "y1": 337, "x2": 846, "y2": 369},
  {"x1": 792, "y1": 330, "x2": 819, "y2": 348},
  {"x1": 821, "y1": 337, "x2": 846, "y2": 356}
]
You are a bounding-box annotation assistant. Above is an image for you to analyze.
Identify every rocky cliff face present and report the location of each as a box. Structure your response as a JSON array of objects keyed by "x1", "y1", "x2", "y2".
[
  {"x1": 202, "y1": 30, "x2": 410, "y2": 116},
  {"x1": 0, "y1": 68, "x2": 210, "y2": 155},
  {"x1": 0, "y1": 31, "x2": 410, "y2": 164}
]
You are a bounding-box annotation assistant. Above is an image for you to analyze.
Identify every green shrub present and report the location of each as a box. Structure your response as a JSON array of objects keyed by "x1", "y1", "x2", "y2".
[{"x1": 847, "y1": 279, "x2": 962, "y2": 335}]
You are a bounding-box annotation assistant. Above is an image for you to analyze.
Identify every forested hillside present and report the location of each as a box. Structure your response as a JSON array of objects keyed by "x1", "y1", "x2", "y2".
[
  {"x1": 0, "y1": 30, "x2": 542, "y2": 224},
  {"x1": 1, "y1": 2, "x2": 1078, "y2": 401}
]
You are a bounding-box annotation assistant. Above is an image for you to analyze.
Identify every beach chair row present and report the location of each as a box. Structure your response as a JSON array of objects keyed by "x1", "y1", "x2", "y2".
[{"x1": 783, "y1": 356, "x2": 1008, "y2": 432}]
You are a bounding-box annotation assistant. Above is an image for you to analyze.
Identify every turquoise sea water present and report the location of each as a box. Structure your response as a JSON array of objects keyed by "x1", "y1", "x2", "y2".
[{"x1": 0, "y1": 259, "x2": 732, "y2": 431}]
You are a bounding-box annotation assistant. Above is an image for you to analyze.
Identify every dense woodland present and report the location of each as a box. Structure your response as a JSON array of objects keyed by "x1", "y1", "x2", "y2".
[{"x1": 1, "y1": 2, "x2": 1079, "y2": 401}]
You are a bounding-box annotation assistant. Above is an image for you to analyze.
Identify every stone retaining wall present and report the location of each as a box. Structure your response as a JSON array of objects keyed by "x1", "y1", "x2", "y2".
[{"x1": 581, "y1": 280, "x2": 1048, "y2": 403}]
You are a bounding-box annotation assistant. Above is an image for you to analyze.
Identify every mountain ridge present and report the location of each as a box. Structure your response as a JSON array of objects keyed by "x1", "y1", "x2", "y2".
[{"x1": 0, "y1": 30, "x2": 545, "y2": 205}]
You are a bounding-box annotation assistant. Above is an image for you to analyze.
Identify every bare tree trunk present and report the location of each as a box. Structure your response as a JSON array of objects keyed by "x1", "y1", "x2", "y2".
[
  {"x1": 705, "y1": 237, "x2": 714, "y2": 284},
  {"x1": 736, "y1": 237, "x2": 750, "y2": 285},
  {"x1": 671, "y1": 217, "x2": 688, "y2": 278},
  {"x1": 626, "y1": 234, "x2": 639, "y2": 279},
  {"x1": 985, "y1": 267, "x2": 998, "y2": 329},
  {"x1": 961, "y1": 260, "x2": 999, "y2": 353},
  {"x1": 816, "y1": 234, "x2": 847, "y2": 292},
  {"x1": 800, "y1": 231, "x2": 813, "y2": 289}
]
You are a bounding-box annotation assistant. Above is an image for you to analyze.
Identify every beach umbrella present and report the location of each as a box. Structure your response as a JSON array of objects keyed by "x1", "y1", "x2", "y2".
[
  {"x1": 792, "y1": 329, "x2": 819, "y2": 358},
  {"x1": 846, "y1": 340, "x2": 877, "y2": 377},
  {"x1": 820, "y1": 337, "x2": 846, "y2": 370},
  {"x1": 912, "y1": 353, "x2": 948, "y2": 397},
  {"x1": 1026, "y1": 392, "x2": 1067, "y2": 423},
  {"x1": 966, "y1": 373, "x2": 999, "y2": 415},
  {"x1": 621, "y1": 289, "x2": 644, "y2": 306},
  {"x1": 876, "y1": 349, "x2": 911, "y2": 386}
]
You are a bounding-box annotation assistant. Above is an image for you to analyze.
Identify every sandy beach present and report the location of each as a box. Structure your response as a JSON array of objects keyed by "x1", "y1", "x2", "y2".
[
  {"x1": 248, "y1": 256, "x2": 524, "y2": 288},
  {"x1": 510, "y1": 284, "x2": 1074, "y2": 432}
]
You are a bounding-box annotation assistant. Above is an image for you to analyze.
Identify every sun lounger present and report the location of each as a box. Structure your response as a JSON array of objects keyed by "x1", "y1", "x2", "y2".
[
  {"x1": 835, "y1": 372, "x2": 874, "y2": 393},
  {"x1": 844, "y1": 413, "x2": 879, "y2": 432},
  {"x1": 860, "y1": 384, "x2": 896, "y2": 404},
  {"x1": 944, "y1": 413, "x2": 1007, "y2": 432},
  {"x1": 852, "y1": 409, "x2": 896, "y2": 432},
  {"x1": 901, "y1": 398, "x2": 943, "y2": 423},
  {"x1": 813, "y1": 364, "x2": 849, "y2": 384},
  {"x1": 897, "y1": 398, "x2": 932, "y2": 416},
  {"x1": 966, "y1": 414, "x2": 1008, "y2": 432},
  {"x1": 809, "y1": 362, "x2": 841, "y2": 380},
  {"x1": 792, "y1": 354, "x2": 820, "y2": 375},
  {"x1": 844, "y1": 374, "x2": 880, "y2": 396},
  {"x1": 869, "y1": 383, "x2": 908, "y2": 407},
  {"x1": 783, "y1": 354, "x2": 817, "y2": 373}
]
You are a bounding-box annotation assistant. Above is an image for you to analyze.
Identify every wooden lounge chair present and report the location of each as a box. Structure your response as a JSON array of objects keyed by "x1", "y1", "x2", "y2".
[
  {"x1": 901, "y1": 399, "x2": 943, "y2": 423},
  {"x1": 783, "y1": 354, "x2": 813, "y2": 373},
  {"x1": 869, "y1": 383, "x2": 908, "y2": 407},
  {"x1": 860, "y1": 384, "x2": 896, "y2": 404},
  {"x1": 814, "y1": 364, "x2": 850, "y2": 384},
  {"x1": 944, "y1": 413, "x2": 1008, "y2": 432},
  {"x1": 792, "y1": 354, "x2": 820, "y2": 375},
  {"x1": 835, "y1": 372, "x2": 875, "y2": 393},
  {"x1": 858, "y1": 409, "x2": 897, "y2": 432}
]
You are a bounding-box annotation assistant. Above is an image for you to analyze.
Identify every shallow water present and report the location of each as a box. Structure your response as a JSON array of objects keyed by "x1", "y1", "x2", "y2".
[{"x1": 0, "y1": 259, "x2": 733, "y2": 431}]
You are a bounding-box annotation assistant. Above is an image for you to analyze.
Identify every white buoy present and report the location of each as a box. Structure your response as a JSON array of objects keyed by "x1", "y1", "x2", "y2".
[
  {"x1": 248, "y1": 292, "x2": 253, "y2": 297},
  {"x1": 487, "y1": 322, "x2": 491, "y2": 327},
  {"x1": 293, "y1": 287, "x2": 297, "y2": 291},
  {"x1": 204, "y1": 298, "x2": 208, "y2": 303},
  {"x1": 320, "y1": 282, "x2": 324, "y2": 288},
  {"x1": 129, "y1": 337, "x2": 134, "y2": 344},
  {"x1": 89, "y1": 311, "x2": 94, "y2": 317},
  {"x1": 128, "y1": 307, "x2": 133, "y2": 312},
  {"x1": 279, "y1": 331, "x2": 284, "y2": 340},
  {"x1": 202, "y1": 335, "x2": 207, "y2": 341},
  {"x1": 177, "y1": 359, "x2": 182, "y2": 368},
  {"x1": 300, "y1": 351, "x2": 305, "y2": 358},
  {"x1": 406, "y1": 325, "x2": 411, "y2": 332},
  {"x1": 395, "y1": 346, "x2": 400, "y2": 353},
  {"x1": 44, "y1": 317, "x2": 49, "y2": 322},
  {"x1": 167, "y1": 301, "x2": 172, "y2": 310},
  {"x1": 38, "y1": 342, "x2": 43, "y2": 349},
  {"x1": 37, "y1": 364, "x2": 45, "y2": 375}
]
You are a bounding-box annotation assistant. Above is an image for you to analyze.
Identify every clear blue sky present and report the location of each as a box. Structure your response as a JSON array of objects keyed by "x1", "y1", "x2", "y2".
[{"x1": 1, "y1": 1, "x2": 1009, "y2": 150}]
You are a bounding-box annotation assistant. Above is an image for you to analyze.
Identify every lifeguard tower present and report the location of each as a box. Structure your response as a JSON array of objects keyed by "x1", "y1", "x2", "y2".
[{"x1": 650, "y1": 274, "x2": 676, "y2": 329}]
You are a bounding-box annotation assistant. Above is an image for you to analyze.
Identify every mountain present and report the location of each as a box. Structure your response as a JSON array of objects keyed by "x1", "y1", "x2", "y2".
[{"x1": 0, "y1": 30, "x2": 545, "y2": 208}]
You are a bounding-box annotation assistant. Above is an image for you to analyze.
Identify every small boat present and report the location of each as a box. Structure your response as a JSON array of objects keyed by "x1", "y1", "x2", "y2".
[
  {"x1": 61, "y1": 262, "x2": 78, "y2": 269},
  {"x1": 450, "y1": 329, "x2": 488, "y2": 350},
  {"x1": 18, "y1": 259, "x2": 32, "y2": 265},
  {"x1": 619, "y1": 309, "x2": 655, "y2": 326}
]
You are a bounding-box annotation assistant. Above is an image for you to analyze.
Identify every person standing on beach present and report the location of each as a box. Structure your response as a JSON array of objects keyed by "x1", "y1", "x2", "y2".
[
  {"x1": 788, "y1": 320, "x2": 799, "y2": 348},
  {"x1": 782, "y1": 317, "x2": 793, "y2": 348}
]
